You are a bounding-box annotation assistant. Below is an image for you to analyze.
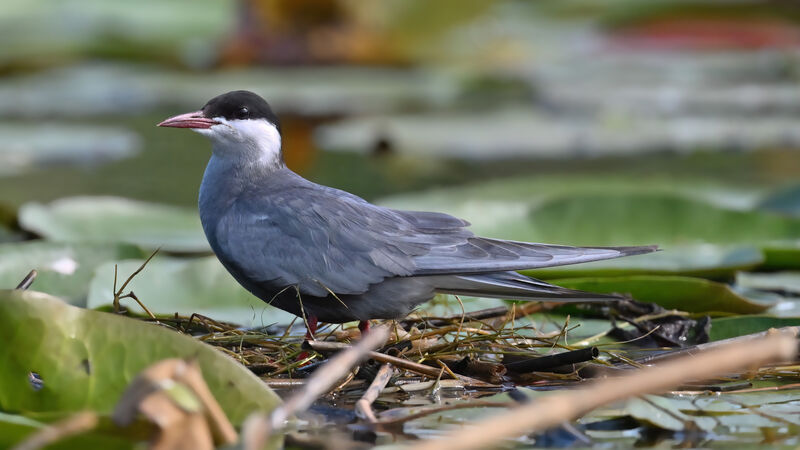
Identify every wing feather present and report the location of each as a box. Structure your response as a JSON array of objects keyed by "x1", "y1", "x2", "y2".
[{"x1": 212, "y1": 175, "x2": 656, "y2": 297}]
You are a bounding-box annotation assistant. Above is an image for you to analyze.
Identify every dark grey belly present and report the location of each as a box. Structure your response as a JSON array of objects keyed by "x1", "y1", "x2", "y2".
[{"x1": 241, "y1": 275, "x2": 437, "y2": 323}]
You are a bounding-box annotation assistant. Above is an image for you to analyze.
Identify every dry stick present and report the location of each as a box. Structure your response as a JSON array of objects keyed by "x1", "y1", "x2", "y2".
[
  {"x1": 112, "y1": 248, "x2": 160, "y2": 313},
  {"x1": 407, "y1": 330, "x2": 798, "y2": 450},
  {"x1": 242, "y1": 325, "x2": 391, "y2": 450},
  {"x1": 306, "y1": 340, "x2": 495, "y2": 386},
  {"x1": 15, "y1": 269, "x2": 37, "y2": 290},
  {"x1": 635, "y1": 326, "x2": 800, "y2": 365},
  {"x1": 355, "y1": 364, "x2": 395, "y2": 422},
  {"x1": 402, "y1": 302, "x2": 547, "y2": 329},
  {"x1": 12, "y1": 412, "x2": 98, "y2": 450}
]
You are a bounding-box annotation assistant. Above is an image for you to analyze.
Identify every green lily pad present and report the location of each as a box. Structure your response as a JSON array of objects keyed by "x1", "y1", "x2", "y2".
[
  {"x1": 0, "y1": 124, "x2": 140, "y2": 177},
  {"x1": 737, "y1": 271, "x2": 800, "y2": 295},
  {"x1": 710, "y1": 316, "x2": 800, "y2": 341},
  {"x1": 87, "y1": 256, "x2": 296, "y2": 328},
  {"x1": 0, "y1": 289, "x2": 280, "y2": 425},
  {"x1": 18, "y1": 196, "x2": 208, "y2": 253},
  {"x1": 524, "y1": 245, "x2": 763, "y2": 280},
  {"x1": 550, "y1": 276, "x2": 774, "y2": 314},
  {"x1": 761, "y1": 244, "x2": 800, "y2": 270},
  {"x1": 758, "y1": 184, "x2": 800, "y2": 217},
  {"x1": 625, "y1": 396, "x2": 716, "y2": 432},
  {"x1": 0, "y1": 241, "x2": 142, "y2": 305},
  {"x1": 0, "y1": 411, "x2": 136, "y2": 449},
  {"x1": 383, "y1": 181, "x2": 799, "y2": 273},
  {"x1": 525, "y1": 194, "x2": 800, "y2": 247}
]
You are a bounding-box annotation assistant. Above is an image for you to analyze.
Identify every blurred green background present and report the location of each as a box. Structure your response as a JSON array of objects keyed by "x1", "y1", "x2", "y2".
[
  {"x1": 3, "y1": 0, "x2": 800, "y2": 322},
  {"x1": 4, "y1": 0, "x2": 800, "y2": 207}
]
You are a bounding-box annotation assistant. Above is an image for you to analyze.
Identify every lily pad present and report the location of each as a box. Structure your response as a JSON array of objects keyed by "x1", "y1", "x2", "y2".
[
  {"x1": 761, "y1": 244, "x2": 800, "y2": 270},
  {"x1": 0, "y1": 124, "x2": 140, "y2": 176},
  {"x1": 550, "y1": 276, "x2": 774, "y2": 314},
  {"x1": 709, "y1": 315, "x2": 800, "y2": 341},
  {"x1": 525, "y1": 245, "x2": 763, "y2": 280},
  {"x1": 87, "y1": 256, "x2": 296, "y2": 328},
  {"x1": 757, "y1": 184, "x2": 800, "y2": 217},
  {"x1": 524, "y1": 193, "x2": 800, "y2": 247},
  {"x1": 737, "y1": 271, "x2": 800, "y2": 295},
  {"x1": 0, "y1": 411, "x2": 136, "y2": 449},
  {"x1": 380, "y1": 179, "x2": 789, "y2": 248},
  {"x1": 625, "y1": 395, "x2": 716, "y2": 432},
  {"x1": 18, "y1": 196, "x2": 208, "y2": 252},
  {"x1": 0, "y1": 242, "x2": 142, "y2": 306},
  {"x1": 316, "y1": 109, "x2": 800, "y2": 159},
  {"x1": 0, "y1": 289, "x2": 280, "y2": 425}
]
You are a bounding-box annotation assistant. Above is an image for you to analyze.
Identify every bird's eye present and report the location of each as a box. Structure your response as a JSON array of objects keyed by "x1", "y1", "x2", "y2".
[{"x1": 237, "y1": 107, "x2": 249, "y2": 119}]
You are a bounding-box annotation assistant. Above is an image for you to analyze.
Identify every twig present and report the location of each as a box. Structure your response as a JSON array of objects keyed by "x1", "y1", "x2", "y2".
[
  {"x1": 15, "y1": 270, "x2": 37, "y2": 290},
  {"x1": 241, "y1": 326, "x2": 391, "y2": 450},
  {"x1": 305, "y1": 340, "x2": 496, "y2": 386},
  {"x1": 406, "y1": 329, "x2": 798, "y2": 450},
  {"x1": 355, "y1": 364, "x2": 394, "y2": 422},
  {"x1": 401, "y1": 302, "x2": 547, "y2": 329},
  {"x1": 12, "y1": 412, "x2": 98, "y2": 450},
  {"x1": 635, "y1": 326, "x2": 800, "y2": 365},
  {"x1": 113, "y1": 248, "x2": 160, "y2": 314},
  {"x1": 118, "y1": 292, "x2": 156, "y2": 320}
]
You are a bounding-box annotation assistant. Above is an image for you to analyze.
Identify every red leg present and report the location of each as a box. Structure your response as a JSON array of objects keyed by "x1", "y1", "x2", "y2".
[
  {"x1": 297, "y1": 315, "x2": 318, "y2": 363},
  {"x1": 305, "y1": 315, "x2": 318, "y2": 341},
  {"x1": 358, "y1": 320, "x2": 371, "y2": 335}
]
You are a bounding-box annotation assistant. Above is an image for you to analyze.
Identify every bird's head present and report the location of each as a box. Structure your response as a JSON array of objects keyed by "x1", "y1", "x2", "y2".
[{"x1": 158, "y1": 90, "x2": 283, "y2": 167}]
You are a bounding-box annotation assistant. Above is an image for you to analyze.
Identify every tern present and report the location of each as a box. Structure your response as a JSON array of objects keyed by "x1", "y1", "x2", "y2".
[{"x1": 159, "y1": 90, "x2": 657, "y2": 337}]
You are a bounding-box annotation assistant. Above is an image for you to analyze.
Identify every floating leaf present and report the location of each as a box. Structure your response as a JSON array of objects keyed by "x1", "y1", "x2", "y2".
[
  {"x1": 87, "y1": 256, "x2": 295, "y2": 328},
  {"x1": 524, "y1": 194, "x2": 800, "y2": 247},
  {"x1": 0, "y1": 411, "x2": 135, "y2": 449},
  {"x1": 709, "y1": 316, "x2": 800, "y2": 341},
  {"x1": 550, "y1": 276, "x2": 773, "y2": 314},
  {"x1": 316, "y1": 108, "x2": 800, "y2": 160},
  {"x1": 625, "y1": 396, "x2": 716, "y2": 432},
  {"x1": 761, "y1": 244, "x2": 800, "y2": 270},
  {"x1": 0, "y1": 124, "x2": 140, "y2": 176},
  {"x1": 758, "y1": 184, "x2": 800, "y2": 217},
  {"x1": 18, "y1": 196, "x2": 208, "y2": 252},
  {"x1": 525, "y1": 245, "x2": 763, "y2": 280},
  {"x1": 0, "y1": 241, "x2": 142, "y2": 305},
  {"x1": 0, "y1": 290, "x2": 280, "y2": 425},
  {"x1": 737, "y1": 271, "x2": 800, "y2": 295}
]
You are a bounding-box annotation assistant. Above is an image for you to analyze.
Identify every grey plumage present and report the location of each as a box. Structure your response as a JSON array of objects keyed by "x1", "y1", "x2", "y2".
[{"x1": 160, "y1": 90, "x2": 658, "y2": 324}]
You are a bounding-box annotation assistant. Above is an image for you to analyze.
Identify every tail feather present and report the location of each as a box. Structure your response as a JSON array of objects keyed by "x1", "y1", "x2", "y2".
[{"x1": 432, "y1": 271, "x2": 623, "y2": 302}]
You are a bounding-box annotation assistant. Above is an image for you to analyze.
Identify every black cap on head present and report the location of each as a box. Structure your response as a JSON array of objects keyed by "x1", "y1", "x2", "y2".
[{"x1": 202, "y1": 90, "x2": 280, "y2": 130}]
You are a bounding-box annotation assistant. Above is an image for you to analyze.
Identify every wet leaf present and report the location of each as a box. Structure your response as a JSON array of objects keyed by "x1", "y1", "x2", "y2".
[
  {"x1": 625, "y1": 396, "x2": 716, "y2": 432},
  {"x1": 525, "y1": 245, "x2": 763, "y2": 280},
  {"x1": 550, "y1": 276, "x2": 773, "y2": 314},
  {"x1": 709, "y1": 316, "x2": 800, "y2": 341},
  {"x1": 87, "y1": 256, "x2": 295, "y2": 328},
  {"x1": 0, "y1": 290, "x2": 280, "y2": 425},
  {"x1": 18, "y1": 196, "x2": 208, "y2": 252},
  {"x1": 0, "y1": 241, "x2": 142, "y2": 305}
]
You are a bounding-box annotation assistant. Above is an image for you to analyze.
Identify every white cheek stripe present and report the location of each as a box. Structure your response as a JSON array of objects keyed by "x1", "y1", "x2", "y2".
[{"x1": 202, "y1": 117, "x2": 284, "y2": 168}]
